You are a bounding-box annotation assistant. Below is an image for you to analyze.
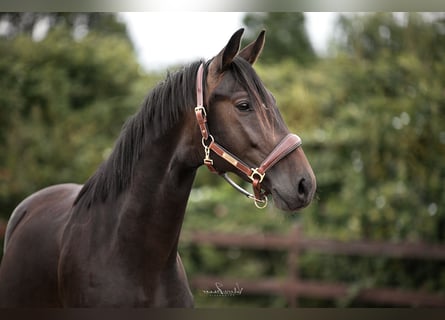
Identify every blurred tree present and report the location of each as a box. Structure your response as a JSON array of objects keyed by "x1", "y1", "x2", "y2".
[
  {"x1": 0, "y1": 13, "x2": 158, "y2": 222},
  {"x1": 242, "y1": 12, "x2": 316, "y2": 65},
  {"x1": 182, "y1": 13, "x2": 445, "y2": 306},
  {"x1": 325, "y1": 13, "x2": 445, "y2": 243},
  {"x1": 0, "y1": 13, "x2": 130, "y2": 42},
  {"x1": 185, "y1": 12, "x2": 445, "y2": 245},
  {"x1": 336, "y1": 12, "x2": 445, "y2": 61}
]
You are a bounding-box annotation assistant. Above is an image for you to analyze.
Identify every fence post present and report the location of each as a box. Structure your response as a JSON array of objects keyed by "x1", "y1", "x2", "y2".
[{"x1": 286, "y1": 224, "x2": 301, "y2": 307}]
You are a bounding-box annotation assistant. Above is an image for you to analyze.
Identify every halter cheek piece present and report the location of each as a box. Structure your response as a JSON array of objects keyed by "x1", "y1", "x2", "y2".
[{"x1": 194, "y1": 63, "x2": 302, "y2": 209}]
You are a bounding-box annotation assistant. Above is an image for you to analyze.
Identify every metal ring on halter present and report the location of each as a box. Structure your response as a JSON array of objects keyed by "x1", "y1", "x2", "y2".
[
  {"x1": 201, "y1": 135, "x2": 215, "y2": 166},
  {"x1": 222, "y1": 173, "x2": 268, "y2": 209},
  {"x1": 253, "y1": 196, "x2": 268, "y2": 209},
  {"x1": 201, "y1": 134, "x2": 214, "y2": 149}
]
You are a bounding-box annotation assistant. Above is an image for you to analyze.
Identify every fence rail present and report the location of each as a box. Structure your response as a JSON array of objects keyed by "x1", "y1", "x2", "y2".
[
  {"x1": 0, "y1": 222, "x2": 5, "y2": 241},
  {"x1": 182, "y1": 226, "x2": 445, "y2": 307},
  {"x1": 1, "y1": 220, "x2": 445, "y2": 307}
]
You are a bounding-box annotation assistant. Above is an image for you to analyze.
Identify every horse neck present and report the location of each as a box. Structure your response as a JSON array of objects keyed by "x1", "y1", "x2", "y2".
[{"x1": 114, "y1": 113, "x2": 200, "y2": 265}]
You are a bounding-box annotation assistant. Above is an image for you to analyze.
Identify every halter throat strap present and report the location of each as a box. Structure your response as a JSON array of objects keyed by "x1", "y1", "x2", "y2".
[{"x1": 194, "y1": 63, "x2": 302, "y2": 208}]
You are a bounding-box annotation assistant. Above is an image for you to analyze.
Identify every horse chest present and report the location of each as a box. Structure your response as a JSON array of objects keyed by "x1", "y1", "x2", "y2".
[{"x1": 59, "y1": 253, "x2": 193, "y2": 307}]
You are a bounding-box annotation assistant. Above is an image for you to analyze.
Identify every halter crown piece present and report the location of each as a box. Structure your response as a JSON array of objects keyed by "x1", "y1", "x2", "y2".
[{"x1": 194, "y1": 63, "x2": 302, "y2": 209}]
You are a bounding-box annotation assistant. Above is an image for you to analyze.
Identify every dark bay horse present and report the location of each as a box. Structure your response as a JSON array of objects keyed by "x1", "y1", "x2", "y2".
[{"x1": 0, "y1": 29, "x2": 316, "y2": 307}]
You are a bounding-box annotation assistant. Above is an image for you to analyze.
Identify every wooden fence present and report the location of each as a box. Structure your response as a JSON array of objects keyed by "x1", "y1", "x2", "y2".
[
  {"x1": 181, "y1": 225, "x2": 445, "y2": 307},
  {"x1": 1, "y1": 220, "x2": 444, "y2": 307},
  {"x1": 0, "y1": 222, "x2": 5, "y2": 242}
]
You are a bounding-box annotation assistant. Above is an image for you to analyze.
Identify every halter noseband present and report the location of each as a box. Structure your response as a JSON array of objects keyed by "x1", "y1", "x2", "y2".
[{"x1": 194, "y1": 63, "x2": 302, "y2": 209}]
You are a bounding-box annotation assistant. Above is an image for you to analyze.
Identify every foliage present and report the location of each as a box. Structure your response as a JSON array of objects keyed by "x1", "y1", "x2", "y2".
[
  {"x1": 0, "y1": 13, "x2": 130, "y2": 41},
  {"x1": 185, "y1": 12, "x2": 445, "y2": 242},
  {"x1": 242, "y1": 12, "x2": 316, "y2": 65},
  {"x1": 0, "y1": 14, "x2": 161, "y2": 220},
  {"x1": 182, "y1": 12, "x2": 445, "y2": 306},
  {"x1": 298, "y1": 13, "x2": 445, "y2": 243}
]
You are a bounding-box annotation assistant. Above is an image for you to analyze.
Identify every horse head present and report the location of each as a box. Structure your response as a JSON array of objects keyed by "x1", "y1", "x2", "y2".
[{"x1": 196, "y1": 28, "x2": 316, "y2": 211}]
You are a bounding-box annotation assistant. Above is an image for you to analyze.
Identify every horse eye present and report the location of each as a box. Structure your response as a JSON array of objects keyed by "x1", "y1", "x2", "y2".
[{"x1": 235, "y1": 102, "x2": 251, "y2": 112}]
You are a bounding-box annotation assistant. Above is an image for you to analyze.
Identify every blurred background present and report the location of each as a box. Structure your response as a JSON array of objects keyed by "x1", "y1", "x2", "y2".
[{"x1": 0, "y1": 12, "x2": 444, "y2": 307}]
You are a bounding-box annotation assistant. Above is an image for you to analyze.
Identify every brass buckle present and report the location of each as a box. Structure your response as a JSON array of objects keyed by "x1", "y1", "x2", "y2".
[
  {"x1": 195, "y1": 106, "x2": 207, "y2": 117},
  {"x1": 249, "y1": 168, "x2": 265, "y2": 183}
]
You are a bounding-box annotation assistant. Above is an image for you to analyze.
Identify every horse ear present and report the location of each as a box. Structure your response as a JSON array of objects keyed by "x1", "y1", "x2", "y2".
[
  {"x1": 209, "y1": 28, "x2": 244, "y2": 74},
  {"x1": 239, "y1": 30, "x2": 266, "y2": 65}
]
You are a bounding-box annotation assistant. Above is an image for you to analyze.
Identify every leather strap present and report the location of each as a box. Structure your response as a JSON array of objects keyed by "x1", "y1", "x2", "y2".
[
  {"x1": 208, "y1": 140, "x2": 253, "y2": 178},
  {"x1": 257, "y1": 134, "x2": 302, "y2": 175},
  {"x1": 195, "y1": 64, "x2": 209, "y2": 140}
]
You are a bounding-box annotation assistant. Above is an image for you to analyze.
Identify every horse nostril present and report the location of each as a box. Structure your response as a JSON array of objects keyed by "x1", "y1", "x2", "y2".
[{"x1": 298, "y1": 178, "x2": 308, "y2": 197}]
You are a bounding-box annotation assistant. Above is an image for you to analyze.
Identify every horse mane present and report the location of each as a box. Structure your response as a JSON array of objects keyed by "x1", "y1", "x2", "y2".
[
  {"x1": 73, "y1": 57, "x2": 273, "y2": 209},
  {"x1": 74, "y1": 60, "x2": 203, "y2": 208}
]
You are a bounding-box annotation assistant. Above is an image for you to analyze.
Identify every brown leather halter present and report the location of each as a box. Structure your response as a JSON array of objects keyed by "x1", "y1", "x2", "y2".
[{"x1": 195, "y1": 63, "x2": 302, "y2": 208}]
